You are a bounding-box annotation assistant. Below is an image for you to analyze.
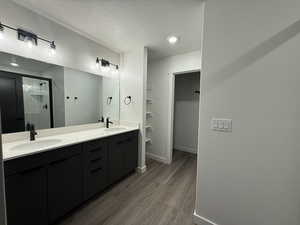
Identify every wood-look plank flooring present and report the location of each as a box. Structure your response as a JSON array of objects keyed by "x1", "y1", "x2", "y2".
[{"x1": 57, "y1": 150, "x2": 197, "y2": 225}]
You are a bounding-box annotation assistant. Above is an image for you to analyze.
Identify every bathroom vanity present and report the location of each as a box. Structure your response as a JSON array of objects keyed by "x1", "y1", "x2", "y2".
[{"x1": 2, "y1": 127, "x2": 138, "y2": 225}]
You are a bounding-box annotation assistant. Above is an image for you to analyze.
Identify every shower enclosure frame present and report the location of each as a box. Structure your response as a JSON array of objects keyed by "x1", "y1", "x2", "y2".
[{"x1": 21, "y1": 74, "x2": 54, "y2": 129}]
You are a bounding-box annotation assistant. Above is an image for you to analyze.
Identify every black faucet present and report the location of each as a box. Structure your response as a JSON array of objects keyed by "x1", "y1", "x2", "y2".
[
  {"x1": 28, "y1": 124, "x2": 37, "y2": 141},
  {"x1": 106, "y1": 117, "x2": 113, "y2": 128}
]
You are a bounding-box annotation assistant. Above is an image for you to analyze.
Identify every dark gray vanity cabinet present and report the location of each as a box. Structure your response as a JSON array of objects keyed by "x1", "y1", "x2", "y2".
[
  {"x1": 83, "y1": 139, "x2": 109, "y2": 200},
  {"x1": 4, "y1": 130, "x2": 138, "y2": 225},
  {"x1": 47, "y1": 144, "x2": 83, "y2": 224},
  {"x1": 108, "y1": 131, "x2": 138, "y2": 184}
]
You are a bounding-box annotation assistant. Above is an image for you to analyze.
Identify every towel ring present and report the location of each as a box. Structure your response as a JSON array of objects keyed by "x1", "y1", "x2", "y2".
[{"x1": 124, "y1": 96, "x2": 132, "y2": 105}]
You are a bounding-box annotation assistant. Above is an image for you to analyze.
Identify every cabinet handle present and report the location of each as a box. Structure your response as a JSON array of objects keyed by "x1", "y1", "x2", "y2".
[
  {"x1": 117, "y1": 140, "x2": 123, "y2": 145},
  {"x1": 90, "y1": 157, "x2": 102, "y2": 163},
  {"x1": 50, "y1": 157, "x2": 68, "y2": 165},
  {"x1": 90, "y1": 147, "x2": 102, "y2": 153},
  {"x1": 90, "y1": 167, "x2": 102, "y2": 174},
  {"x1": 19, "y1": 166, "x2": 43, "y2": 175},
  {"x1": 117, "y1": 138, "x2": 132, "y2": 145}
]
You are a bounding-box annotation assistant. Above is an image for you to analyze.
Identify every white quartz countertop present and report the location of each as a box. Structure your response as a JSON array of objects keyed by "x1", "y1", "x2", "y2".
[{"x1": 2, "y1": 126, "x2": 138, "y2": 161}]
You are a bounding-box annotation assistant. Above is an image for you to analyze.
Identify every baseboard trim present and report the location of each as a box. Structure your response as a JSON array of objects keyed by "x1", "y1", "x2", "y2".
[
  {"x1": 136, "y1": 165, "x2": 147, "y2": 173},
  {"x1": 193, "y1": 211, "x2": 218, "y2": 225},
  {"x1": 174, "y1": 145, "x2": 197, "y2": 154},
  {"x1": 146, "y1": 152, "x2": 169, "y2": 164}
]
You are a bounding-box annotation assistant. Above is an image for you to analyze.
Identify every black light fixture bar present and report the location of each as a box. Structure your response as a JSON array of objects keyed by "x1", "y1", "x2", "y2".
[
  {"x1": 0, "y1": 21, "x2": 56, "y2": 49},
  {"x1": 96, "y1": 57, "x2": 119, "y2": 70}
]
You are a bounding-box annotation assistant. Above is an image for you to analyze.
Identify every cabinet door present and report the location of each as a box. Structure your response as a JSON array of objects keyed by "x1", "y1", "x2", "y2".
[
  {"x1": 5, "y1": 166, "x2": 47, "y2": 225},
  {"x1": 108, "y1": 132, "x2": 139, "y2": 184},
  {"x1": 123, "y1": 132, "x2": 139, "y2": 175},
  {"x1": 108, "y1": 134, "x2": 127, "y2": 184},
  {"x1": 47, "y1": 153, "x2": 83, "y2": 223}
]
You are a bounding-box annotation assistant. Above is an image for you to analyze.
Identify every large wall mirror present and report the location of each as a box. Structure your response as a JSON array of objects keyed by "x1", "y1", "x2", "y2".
[{"x1": 0, "y1": 51, "x2": 120, "y2": 134}]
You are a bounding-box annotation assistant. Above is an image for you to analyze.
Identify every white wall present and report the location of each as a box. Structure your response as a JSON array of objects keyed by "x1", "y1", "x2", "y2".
[
  {"x1": 64, "y1": 68, "x2": 101, "y2": 126},
  {"x1": 174, "y1": 72, "x2": 200, "y2": 154},
  {"x1": 120, "y1": 47, "x2": 148, "y2": 171},
  {"x1": 194, "y1": 1, "x2": 300, "y2": 225},
  {"x1": 102, "y1": 75, "x2": 120, "y2": 121},
  {"x1": 147, "y1": 51, "x2": 201, "y2": 162},
  {"x1": 0, "y1": 0, "x2": 119, "y2": 76}
]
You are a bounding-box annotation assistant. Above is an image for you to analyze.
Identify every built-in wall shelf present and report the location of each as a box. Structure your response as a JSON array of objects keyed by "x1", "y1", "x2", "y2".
[{"x1": 146, "y1": 77, "x2": 152, "y2": 147}]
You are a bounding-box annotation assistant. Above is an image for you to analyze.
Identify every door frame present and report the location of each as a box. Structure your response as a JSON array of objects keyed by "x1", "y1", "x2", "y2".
[
  {"x1": 0, "y1": 70, "x2": 54, "y2": 129},
  {"x1": 167, "y1": 69, "x2": 201, "y2": 164}
]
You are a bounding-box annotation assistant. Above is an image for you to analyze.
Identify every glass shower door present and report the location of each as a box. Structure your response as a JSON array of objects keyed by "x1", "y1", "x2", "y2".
[{"x1": 22, "y1": 77, "x2": 51, "y2": 130}]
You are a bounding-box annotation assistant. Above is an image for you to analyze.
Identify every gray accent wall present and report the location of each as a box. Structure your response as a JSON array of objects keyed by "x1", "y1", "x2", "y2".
[{"x1": 64, "y1": 68, "x2": 101, "y2": 126}]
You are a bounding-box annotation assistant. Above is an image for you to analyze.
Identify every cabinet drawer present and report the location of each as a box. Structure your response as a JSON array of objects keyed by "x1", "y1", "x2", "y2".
[
  {"x1": 4, "y1": 153, "x2": 47, "y2": 177},
  {"x1": 84, "y1": 138, "x2": 107, "y2": 153},
  {"x1": 83, "y1": 138, "x2": 109, "y2": 200},
  {"x1": 48, "y1": 144, "x2": 82, "y2": 164}
]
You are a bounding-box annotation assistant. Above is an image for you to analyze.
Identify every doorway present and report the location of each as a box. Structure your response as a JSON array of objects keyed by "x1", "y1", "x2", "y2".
[
  {"x1": 0, "y1": 71, "x2": 54, "y2": 133},
  {"x1": 168, "y1": 70, "x2": 200, "y2": 162}
]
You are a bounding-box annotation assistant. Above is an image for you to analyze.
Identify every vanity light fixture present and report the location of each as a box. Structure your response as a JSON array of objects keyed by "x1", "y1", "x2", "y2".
[
  {"x1": 96, "y1": 57, "x2": 119, "y2": 74},
  {"x1": 0, "y1": 21, "x2": 57, "y2": 54}
]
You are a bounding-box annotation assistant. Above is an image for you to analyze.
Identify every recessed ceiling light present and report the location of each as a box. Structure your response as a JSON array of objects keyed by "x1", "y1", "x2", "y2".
[
  {"x1": 167, "y1": 36, "x2": 179, "y2": 44},
  {"x1": 10, "y1": 62, "x2": 19, "y2": 67}
]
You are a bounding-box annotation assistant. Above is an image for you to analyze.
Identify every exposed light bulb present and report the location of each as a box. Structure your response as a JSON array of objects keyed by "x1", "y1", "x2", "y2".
[
  {"x1": 112, "y1": 65, "x2": 119, "y2": 75},
  {"x1": 101, "y1": 65, "x2": 110, "y2": 73},
  {"x1": 96, "y1": 57, "x2": 100, "y2": 69},
  {"x1": 27, "y1": 39, "x2": 33, "y2": 49},
  {"x1": 49, "y1": 48, "x2": 56, "y2": 56},
  {"x1": 49, "y1": 41, "x2": 56, "y2": 56},
  {"x1": 0, "y1": 24, "x2": 4, "y2": 39}
]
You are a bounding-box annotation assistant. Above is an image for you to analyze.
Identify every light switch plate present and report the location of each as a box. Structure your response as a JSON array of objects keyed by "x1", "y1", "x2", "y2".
[{"x1": 211, "y1": 118, "x2": 232, "y2": 132}]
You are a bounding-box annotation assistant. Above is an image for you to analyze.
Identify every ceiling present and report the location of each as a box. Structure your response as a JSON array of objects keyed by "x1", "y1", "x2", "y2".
[
  {"x1": 13, "y1": 0, "x2": 202, "y2": 60},
  {"x1": 0, "y1": 51, "x2": 58, "y2": 73}
]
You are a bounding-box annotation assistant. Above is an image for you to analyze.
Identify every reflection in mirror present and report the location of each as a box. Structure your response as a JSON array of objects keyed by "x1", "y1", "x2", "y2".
[{"x1": 0, "y1": 51, "x2": 120, "y2": 134}]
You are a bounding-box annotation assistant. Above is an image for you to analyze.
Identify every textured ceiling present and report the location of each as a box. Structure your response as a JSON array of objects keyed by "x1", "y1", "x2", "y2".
[{"x1": 13, "y1": 0, "x2": 202, "y2": 60}]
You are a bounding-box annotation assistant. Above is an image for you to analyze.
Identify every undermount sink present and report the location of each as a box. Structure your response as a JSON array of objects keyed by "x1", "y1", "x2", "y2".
[
  {"x1": 104, "y1": 127, "x2": 127, "y2": 132},
  {"x1": 11, "y1": 139, "x2": 62, "y2": 151}
]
